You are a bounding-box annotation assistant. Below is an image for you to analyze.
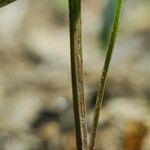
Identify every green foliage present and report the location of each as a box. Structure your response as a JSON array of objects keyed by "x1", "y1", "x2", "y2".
[
  {"x1": 0, "y1": 0, "x2": 124, "y2": 149},
  {"x1": 0, "y1": 0, "x2": 16, "y2": 7},
  {"x1": 89, "y1": 0, "x2": 124, "y2": 149},
  {"x1": 68, "y1": 0, "x2": 124, "y2": 149},
  {"x1": 100, "y1": 0, "x2": 117, "y2": 49},
  {"x1": 55, "y1": 0, "x2": 68, "y2": 12}
]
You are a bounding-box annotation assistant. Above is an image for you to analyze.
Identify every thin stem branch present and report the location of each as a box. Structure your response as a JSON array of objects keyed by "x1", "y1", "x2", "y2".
[
  {"x1": 68, "y1": 0, "x2": 88, "y2": 150},
  {"x1": 89, "y1": 0, "x2": 124, "y2": 150},
  {"x1": 0, "y1": 0, "x2": 16, "y2": 7}
]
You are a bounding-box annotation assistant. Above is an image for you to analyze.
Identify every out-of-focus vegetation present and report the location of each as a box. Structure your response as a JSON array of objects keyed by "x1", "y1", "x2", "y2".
[
  {"x1": 100, "y1": 0, "x2": 117, "y2": 49},
  {"x1": 0, "y1": 0, "x2": 16, "y2": 8}
]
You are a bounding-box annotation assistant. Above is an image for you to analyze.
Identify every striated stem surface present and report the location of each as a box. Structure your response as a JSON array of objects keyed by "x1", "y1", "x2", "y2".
[{"x1": 69, "y1": 0, "x2": 88, "y2": 150}]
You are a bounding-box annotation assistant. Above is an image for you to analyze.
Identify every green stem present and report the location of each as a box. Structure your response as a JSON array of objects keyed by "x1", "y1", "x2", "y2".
[
  {"x1": 0, "y1": 0, "x2": 16, "y2": 7},
  {"x1": 68, "y1": 0, "x2": 88, "y2": 150},
  {"x1": 89, "y1": 0, "x2": 124, "y2": 150}
]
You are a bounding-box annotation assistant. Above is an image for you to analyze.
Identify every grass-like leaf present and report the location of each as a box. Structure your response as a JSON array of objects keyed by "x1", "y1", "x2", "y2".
[{"x1": 89, "y1": 0, "x2": 124, "y2": 149}]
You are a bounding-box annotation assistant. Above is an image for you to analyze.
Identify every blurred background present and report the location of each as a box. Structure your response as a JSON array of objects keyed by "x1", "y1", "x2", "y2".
[{"x1": 0, "y1": 0, "x2": 149, "y2": 149}]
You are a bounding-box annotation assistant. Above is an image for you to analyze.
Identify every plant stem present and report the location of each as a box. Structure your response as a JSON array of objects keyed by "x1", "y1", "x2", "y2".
[
  {"x1": 68, "y1": 0, "x2": 88, "y2": 150},
  {"x1": 0, "y1": 0, "x2": 16, "y2": 7},
  {"x1": 89, "y1": 0, "x2": 124, "y2": 150}
]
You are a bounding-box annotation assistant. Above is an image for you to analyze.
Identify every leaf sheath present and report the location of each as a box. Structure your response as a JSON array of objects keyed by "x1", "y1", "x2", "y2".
[{"x1": 69, "y1": 0, "x2": 88, "y2": 150}]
